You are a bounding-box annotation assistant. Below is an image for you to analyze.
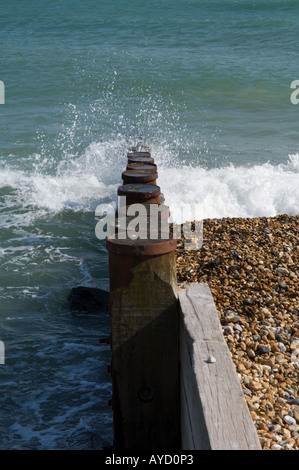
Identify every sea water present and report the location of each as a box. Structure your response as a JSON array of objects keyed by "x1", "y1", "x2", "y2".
[{"x1": 0, "y1": 0, "x2": 298, "y2": 449}]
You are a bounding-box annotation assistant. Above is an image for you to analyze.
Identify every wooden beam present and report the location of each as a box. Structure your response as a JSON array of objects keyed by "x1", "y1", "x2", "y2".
[{"x1": 179, "y1": 283, "x2": 261, "y2": 450}]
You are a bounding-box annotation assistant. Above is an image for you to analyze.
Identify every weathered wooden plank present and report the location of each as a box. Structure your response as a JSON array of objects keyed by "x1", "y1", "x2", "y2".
[{"x1": 179, "y1": 283, "x2": 261, "y2": 450}]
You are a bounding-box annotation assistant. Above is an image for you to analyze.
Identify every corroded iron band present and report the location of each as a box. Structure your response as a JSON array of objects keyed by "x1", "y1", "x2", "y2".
[
  {"x1": 115, "y1": 204, "x2": 170, "y2": 220},
  {"x1": 106, "y1": 235, "x2": 177, "y2": 256},
  {"x1": 118, "y1": 183, "x2": 161, "y2": 199},
  {"x1": 126, "y1": 162, "x2": 157, "y2": 171},
  {"x1": 122, "y1": 169, "x2": 158, "y2": 184},
  {"x1": 127, "y1": 156, "x2": 155, "y2": 164},
  {"x1": 127, "y1": 151, "x2": 151, "y2": 158}
]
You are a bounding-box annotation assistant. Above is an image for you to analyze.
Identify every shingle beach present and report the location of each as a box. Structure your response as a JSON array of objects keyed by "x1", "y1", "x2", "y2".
[{"x1": 176, "y1": 214, "x2": 299, "y2": 450}]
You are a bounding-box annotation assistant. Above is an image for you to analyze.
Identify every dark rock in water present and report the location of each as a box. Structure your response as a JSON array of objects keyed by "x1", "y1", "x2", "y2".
[{"x1": 68, "y1": 286, "x2": 109, "y2": 314}]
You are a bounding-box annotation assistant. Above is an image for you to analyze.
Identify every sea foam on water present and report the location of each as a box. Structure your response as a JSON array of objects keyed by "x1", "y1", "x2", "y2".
[
  {"x1": 158, "y1": 153, "x2": 299, "y2": 222},
  {"x1": 1, "y1": 142, "x2": 298, "y2": 225}
]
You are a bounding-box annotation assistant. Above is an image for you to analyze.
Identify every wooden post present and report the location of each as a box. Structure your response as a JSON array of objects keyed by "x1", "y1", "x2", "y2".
[{"x1": 106, "y1": 151, "x2": 180, "y2": 450}]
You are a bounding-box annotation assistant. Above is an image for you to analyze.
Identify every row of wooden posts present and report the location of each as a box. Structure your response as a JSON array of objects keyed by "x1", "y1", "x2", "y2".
[
  {"x1": 103, "y1": 146, "x2": 265, "y2": 452},
  {"x1": 103, "y1": 148, "x2": 262, "y2": 451},
  {"x1": 106, "y1": 148, "x2": 181, "y2": 450}
]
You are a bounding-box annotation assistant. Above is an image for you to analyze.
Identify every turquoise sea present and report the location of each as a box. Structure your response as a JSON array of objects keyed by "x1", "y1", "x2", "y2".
[{"x1": 0, "y1": 0, "x2": 298, "y2": 449}]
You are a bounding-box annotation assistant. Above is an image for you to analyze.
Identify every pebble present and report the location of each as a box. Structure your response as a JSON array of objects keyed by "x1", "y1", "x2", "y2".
[
  {"x1": 225, "y1": 311, "x2": 241, "y2": 323},
  {"x1": 277, "y1": 342, "x2": 287, "y2": 352},
  {"x1": 259, "y1": 345, "x2": 271, "y2": 354},
  {"x1": 276, "y1": 267, "x2": 289, "y2": 276},
  {"x1": 248, "y1": 380, "x2": 261, "y2": 391},
  {"x1": 283, "y1": 415, "x2": 296, "y2": 426},
  {"x1": 234, "y1": 324, "x2": 243, "y2": 333},
  {"x1": 176, "y1": 214, "x2": 299, "y2": 451}
]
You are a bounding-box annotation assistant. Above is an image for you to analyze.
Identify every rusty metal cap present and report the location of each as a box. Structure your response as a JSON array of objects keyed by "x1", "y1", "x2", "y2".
[
  {"x1": 106, "y1": 233, "x2": 177, "y2": 256},
  {"x1": 115, "y1": 203, "x2": 170, "y2": 220},
  {"x1": 126, "y1": 162, "x2": 157, "y2": 171},
  {"x1": 127, "y1": 156, "x2": 155, "y2": 164},
  {"x1": 127, "y1": 151, "x2": 151, "y2": 158},
  {"x1": 122, "y1": 169, "x2": 158, "y2": 184},
  {"x1": 117, "y1": 184, "x2": 160, "y2": 199}
]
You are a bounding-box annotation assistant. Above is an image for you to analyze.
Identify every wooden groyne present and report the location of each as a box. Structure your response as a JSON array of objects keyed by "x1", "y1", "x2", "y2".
[{"x1": 105, "y1": 148, "x2": 261, "y2": 450}]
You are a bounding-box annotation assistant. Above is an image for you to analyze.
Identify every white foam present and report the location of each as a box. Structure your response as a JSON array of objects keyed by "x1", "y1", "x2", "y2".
[
  {"x1": 0, "y1": 139, "x2": 125, "y2": 217},
  {"x1": 0, "y1": 142, "x2": 298, "y2": 224},
  {"x1": 158, "y1": 153, "x2": 299, "y2": 223}
]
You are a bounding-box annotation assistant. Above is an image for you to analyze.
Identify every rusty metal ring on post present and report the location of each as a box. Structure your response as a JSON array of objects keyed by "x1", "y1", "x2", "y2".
[
  {"x1": 118, "y1": 184, "x2": 160, "y2": 200},
  {"x1": 126, "y1": 162, "x2": 157, "y2": 171},
  {"x1": 127, "y1": 156, "x2": 155, "y2": 164},
  {"x1": 115, "y1": 204, "x2": 170, "y2": 220},
  {"x1": 127, "y1": 151, "x2": 151, "y2": 158},
  {"x1": 122, "y1": 169, "x2": 158, "y2": 185},
  {"x1": 106, "y1": 234, "x2": 177, "y2": 256}
]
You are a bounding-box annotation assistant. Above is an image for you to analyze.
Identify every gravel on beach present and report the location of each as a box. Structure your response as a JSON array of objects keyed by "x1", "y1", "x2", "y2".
[{"x1": 175, "y1": 214, "x2": 299, "y2": 450}]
